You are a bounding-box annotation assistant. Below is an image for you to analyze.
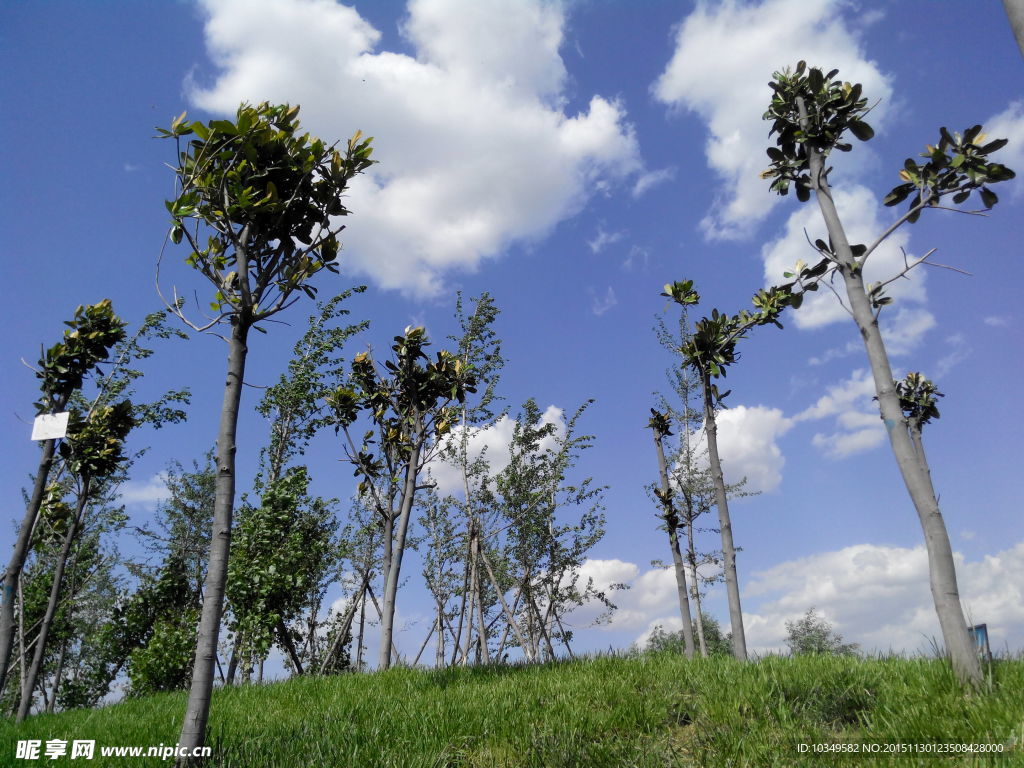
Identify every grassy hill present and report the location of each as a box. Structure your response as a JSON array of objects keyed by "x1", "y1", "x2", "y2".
[{"x1": 1, "y1": 653, "x2": 1021, "y2": 766}]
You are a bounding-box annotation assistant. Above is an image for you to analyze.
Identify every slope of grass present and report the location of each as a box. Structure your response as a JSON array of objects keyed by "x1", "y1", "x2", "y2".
[{"x1": 1, "y1": 654, "x2": 1021, "y2": 767}]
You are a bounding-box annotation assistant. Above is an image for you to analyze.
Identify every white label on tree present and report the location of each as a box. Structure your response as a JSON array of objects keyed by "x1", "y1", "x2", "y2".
[{"x1": 31, "y1": 412, "x2": 70, "y2": 441}]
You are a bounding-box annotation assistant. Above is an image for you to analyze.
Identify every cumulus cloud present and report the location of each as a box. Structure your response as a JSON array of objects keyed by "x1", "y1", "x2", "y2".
[
  {"x1": 612, "y1": 541, "x2": 1024, "y2": 655},
  {"x1": 653, "y1": 0, "x2": 892, "y2": 239},
  {"x1": 192, "y1": 0, "x2": 643, "y2": 296},
  {"x1": 795, "y1": 368, "x2": 884, "y2": 458},
  {"x1": 426, "y1": 405, "x2": 565, "y2": 496},
  {"x1": 689, "y1": 405, "x2": 793, "y2": 493},
  {"x1": 118, "y1": 473, "x2": 170, "y2": 507},
  {"x1": 743, "y1": 541, "x2": 1024, "y2": 654}
]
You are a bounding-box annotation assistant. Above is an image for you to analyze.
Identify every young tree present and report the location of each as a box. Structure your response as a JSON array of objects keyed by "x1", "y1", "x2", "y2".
[
  {"x1": 1, "y1": 300, "x2": 126, "y2": 699},
  {"x1": 761, "y1": 62, "x2": 1013, "y2": 687},
  {"x1": 328, "y1": 326, "x2": 476, "y2": 669},
  {"x1": 785, "y1": 608, "x2": 859, "y2": 657},
  {"x1": 493, "y1": 399, "x2": 610, "y2": 662},
  {"x1": 647, "y1": 409, "x2": 695, "y2": 658},
  {"x1": 17, "y1": 401, "x2": 134, "y2": 721},
  {"x1": 661, "y1": 281, "x2": 796, "y2": 660},
  {"x1": 157, "y1": 102, "x2": 373, "y2": 751}
]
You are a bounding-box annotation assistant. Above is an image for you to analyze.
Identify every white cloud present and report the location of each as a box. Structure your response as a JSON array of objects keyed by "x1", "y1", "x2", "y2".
[
  {"x1": 622, "y1": 244, "x2": 649, "y2": 271},
  {"x1": 119, "y1": 473, "x2": 170, "y2": 507},
  {"x1": 590, "y1": 286, "x2": 618, "y2": 316},
  {"x1": 983, "y1": 315, "x2": 1010, "y2": 327},
  {"x1": 879, "y1": 306, "x2": 935, "y2": 356},
  {"x1": 426, "y1": 406, "x2": 565, "y2": 496},
  {"x1": 586, "y1": 543, "x2": 1024, "y2": 657},
  {"x1": 983, "y1": 100, "x2": 1024, "y2": 199},
  {"x1": 743, "y1": 541, "x2": 1024, "y2": 655},
  {"x1": 796, "y1": 368, "x2": 886, "y2": 459},
  {"x1": 653, "y1": 0, "x2": 892, "y2": 239},
  {"x1": 192, "y1": 0, "x2": 643, "y2": 296},
  {"x1": 761, "y1": 185, "x2": 925, "y2": 330},
  {"x1": 934, "y1": 332, "x2": 970, "y2": 378},
  {"x1": 631, "y1": 166, "x2": 675, "y2": 198},
  {"x1": 690, "y1": 405, "x2": 793, "y2": 493},
  {"x1": 587, "y1": 225, "x2": 625, "y2": 254}
]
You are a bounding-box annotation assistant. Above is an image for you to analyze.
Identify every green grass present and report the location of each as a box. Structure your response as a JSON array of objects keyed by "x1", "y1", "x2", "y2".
[{"x1": 1, "y1": 654, "x2": 1021, "y2": 767}]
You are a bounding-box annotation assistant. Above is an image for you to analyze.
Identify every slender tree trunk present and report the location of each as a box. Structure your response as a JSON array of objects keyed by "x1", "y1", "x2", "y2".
[
  {"x1": 652, "y1": 432, "x2": 696, "y2": 658},
  {"x1": 378, "y1": 419, "x2": 423, "y2": 670},
  {"x1": 46, "y1": 639, "x2": 67, "y2": 713},
  {"x1": 474, "y1": 538, "x2": 490, "y2": 664},
  {"x1": 18, "y1": 477, "x2": 89, "y2": 722},
  {"x1": 277, "y1": 618, "x2": 303, "y2": 676},
  {"x1": 801, "y1": 116, "x2": 981, "y2": 687},
  {"x1": 356, "y1": 589, "x2": 366, "y2": 670},
  {"x1": 0, "y1": 437, "x2": 59, "y2": 697},
  {"x1": 684, "y1": 516, "x2": 708, "y2": 657},
  {"x1": 179, "y1": 319, "x2": 250, "y2": 754},
  {"x1": 480, "y1": 549, "x2": 532, "y2": 661},
  {"x1": 225, "y1": 639, "x2": 239, "y2": 686},
  {"x1": 1005, "y1": 0, "x2": 1024, "y2": 56},
  {"x1": 700, "y1": 376, "x2": 747, "y2": 660},
  {"x1": 450, "y1": 525, "x2": 473, "y2": 667}
]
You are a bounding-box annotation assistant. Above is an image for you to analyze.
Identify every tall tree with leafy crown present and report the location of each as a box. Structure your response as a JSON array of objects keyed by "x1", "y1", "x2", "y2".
[
  {"x1": 157, "y1": 101, "x2": 374, "y2": 756},
  {"x1": 761, "y1": 61, "x2": 1014, "y2": 687}
]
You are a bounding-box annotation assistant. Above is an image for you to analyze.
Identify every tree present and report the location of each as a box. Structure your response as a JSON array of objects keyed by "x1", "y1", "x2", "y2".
[
  {"x1": 1, "y1": 300, "x2": 126, "y2": 699},
  {"x1": 761, "y1": 62, "x2": 1014, "y2": 687},
  {"x1": 661, "y1": 281, "x2": 796, "y2": 661},
  {"x1": 644, "y1": 612, "x2": 731, "y2": 657},
  {"x1": 157, "y1": 102, "x2": 373, "y2": 752},
  {"x1": 226, "y1": 467, "x2": 337, "y2": 678},
  {"x1": 225, "y1": 290, "x2": 364, "y2": 681},
  {"x1": 647, "y1": 409, "x2": 695, "y2": 659},
  {"x1": 328, "y1": 326, "x2": 476, "y2": 669},
  {"x1": 785, "y1": 608, "x2": 859, "y2": 657},
  {"x1": 124, "y1": 456, "x2": 215, "y2": 697},
  {"x1": 492, "y1": 399, "x2": 611, "y2": 662},
  {"x1": 17, "y1": 401, "x2": 134, "y2": 721}
]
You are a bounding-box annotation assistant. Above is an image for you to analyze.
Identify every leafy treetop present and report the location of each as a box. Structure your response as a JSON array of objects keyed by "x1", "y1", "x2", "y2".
[{"x1": 158, "y1": 102, "x2": 375, "y2": 328}]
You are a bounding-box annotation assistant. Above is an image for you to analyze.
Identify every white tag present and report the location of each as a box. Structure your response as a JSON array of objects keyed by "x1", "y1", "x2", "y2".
[{"x1": 31, "y1": 412, "x2": 70, "y2": 441}]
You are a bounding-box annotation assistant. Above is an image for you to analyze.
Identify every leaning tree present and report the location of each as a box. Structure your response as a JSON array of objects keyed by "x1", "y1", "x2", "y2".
[{"x1": 157, "y1": 102, "x2": 374, "y2": 754}]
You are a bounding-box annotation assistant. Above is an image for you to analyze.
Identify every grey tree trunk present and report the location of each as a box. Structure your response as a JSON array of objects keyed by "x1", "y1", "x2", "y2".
[
  {"x1": 17, "y1": 477, "x2": 89, "y2": 722},
  {"x1": 0, "y1": 437, "x2": 59, "y2": 698},
  {"x1": 1005, "y1": 0, "x2": 1024, "y2": 56},
  {"x1": 652, "y1": 431, "x2": 696, "y2": 658},
  {"x1": 700, "y1": 376, "x2": 748, "y2": 660},
  {"x1": 178, "y1": 319, "x2": 250, "y2": 754},
  {"x1": 377, "y1": 415, "x2": 423, "y2": 670},
  {"x1": 684, "y1": 515, "x2": 708, "y2": 657},
  {"x1": 802, "y1": 125, "x2": 982, "y2": 687}
]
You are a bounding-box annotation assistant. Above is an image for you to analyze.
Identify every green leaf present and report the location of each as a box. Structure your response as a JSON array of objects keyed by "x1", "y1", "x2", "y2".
[
  {"x1": 848, "y1": 120, "x2": 874, "y2": 141},
  {"x1": 979, "y1": 187, "x2": 998, "y2": 209}
]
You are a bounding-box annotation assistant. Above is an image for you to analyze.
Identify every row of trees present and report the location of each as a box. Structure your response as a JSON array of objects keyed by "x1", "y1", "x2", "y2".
[
  {"x1": 6, "y1": 55, "x2": 1014, "y2": 762},
  {"x1": 649, "y1": 62, "x2": 1013, "y2": 688},
  {"x1": 6, "y1": 105, "x2": 615, "y2": 766}
]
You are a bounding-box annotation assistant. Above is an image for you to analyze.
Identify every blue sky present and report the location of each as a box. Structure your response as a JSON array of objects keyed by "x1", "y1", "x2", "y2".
[{"x1": 2, "y1": 0, "x2": 1022, "y2": 668}]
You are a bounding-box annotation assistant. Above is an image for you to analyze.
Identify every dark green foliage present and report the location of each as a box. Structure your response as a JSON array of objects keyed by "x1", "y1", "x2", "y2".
[
  {"x1": 34, "y1": 299, "x2": 127, "y2": 413},
  {"x1": 763, "y1": 62, "x2": 1014, "y2": 221},
  {"x1": 159, "y1": 103, "x2": 375, "y2": 321},
  {"x1": 227, "y1": 467, "x2": 338, "y2": 674}
]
